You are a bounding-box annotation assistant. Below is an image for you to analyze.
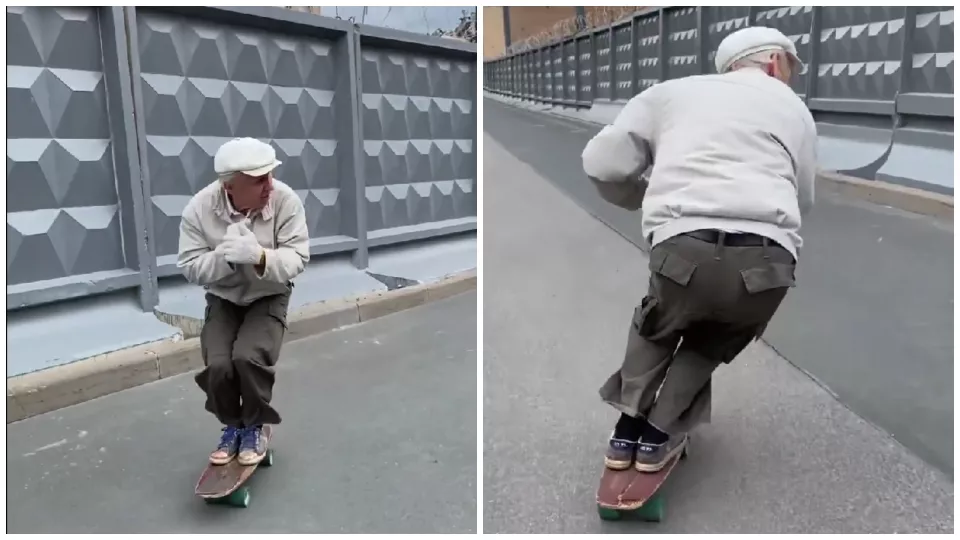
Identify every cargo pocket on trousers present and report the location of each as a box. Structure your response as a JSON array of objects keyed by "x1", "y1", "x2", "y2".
[
  {"x1": 631, "y1": 296, "x2": 660, "y2": 338},
  {"x1": 649, "y1": 247, "x2": 697, "y2": 287},
  {"x1": 740, "y1": 263, "x2": 796, "y2": 294},
  {"x1": 267, "y1": 301, "x2": 289, "y2": 331}
]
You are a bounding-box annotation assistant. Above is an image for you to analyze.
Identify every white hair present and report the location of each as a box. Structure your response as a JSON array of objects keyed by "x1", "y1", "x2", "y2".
[
  {"x1": 219, "y1": 172, "x2": 240, "y2": 185},
  {"x1": 728, "y1": 49, "x2": 780, "y2": 72}
]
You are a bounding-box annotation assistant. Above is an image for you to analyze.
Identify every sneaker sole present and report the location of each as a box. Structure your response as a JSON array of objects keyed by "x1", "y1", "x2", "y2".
[
  {"x1": 237, "y1": 452, "x2": 266, "y2": 466},
  {"x1": 209, "y1": 454, "x2": 237, "y2": 466},
  {"x1": 604, "y1": 456, "x2": 634, "y2": 470},
  {"x1": 634, "y1": 437, "x2": 687, "y2": 473}
]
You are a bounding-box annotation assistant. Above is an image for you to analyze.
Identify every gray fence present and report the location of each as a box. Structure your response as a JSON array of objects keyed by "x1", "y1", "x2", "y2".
[
  {"x1": 483, "y1": 6, "x2": 953, "y2": 194},
  {"x1": 7, "y1": 6, "x2": 477, "y2": 312}
]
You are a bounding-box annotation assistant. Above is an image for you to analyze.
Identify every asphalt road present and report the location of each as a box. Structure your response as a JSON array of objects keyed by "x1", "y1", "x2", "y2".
[
  {"x1": 7, "y1": 293, "x2": 478, "y2": 534},
  {"x1": 483, "y1": 97, "x2": 954, "y2": 478},
  {"x1": 481, "y1": 133, "x2": 953, "y2": 533}
]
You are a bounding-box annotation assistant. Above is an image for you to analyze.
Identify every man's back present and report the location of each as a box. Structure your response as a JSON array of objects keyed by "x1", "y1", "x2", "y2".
[
  {"x1": 645, "y1": 69, "x2": 816, "y2": 257},
  {"x1": 649, "y1": 69, "x2": 817, "y2": 257},
  {"x1": 584, "y1": 68, "x2": 817, "y2": 259}
]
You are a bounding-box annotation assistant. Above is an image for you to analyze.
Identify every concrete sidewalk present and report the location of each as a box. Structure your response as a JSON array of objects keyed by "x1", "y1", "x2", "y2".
[
  {"x1": 484, "y1": 97, "x2": 955, "y2": 478},
  {"x1": 7, "y1": 293, "x2": 477, "y2": 534},
  {"x1": 481, "y1": 133, "x2": 952, "y2": 533}
]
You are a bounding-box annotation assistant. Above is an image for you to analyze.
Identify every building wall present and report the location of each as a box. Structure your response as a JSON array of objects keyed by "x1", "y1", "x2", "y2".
[
  {"x1": 507, "y1": 6, "x2": 578, "y2": 45},
  {"x1": 483, "y1": 6, "x2": 506, "y2": 59}
]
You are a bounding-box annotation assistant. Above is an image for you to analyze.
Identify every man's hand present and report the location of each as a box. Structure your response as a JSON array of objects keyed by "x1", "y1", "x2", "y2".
[
  {"x1": 220, "y1": 231, "x2": 264, "y2": 265},
  {"x1": 223, "y1": 221, "x2": 250, "y2": 241}
]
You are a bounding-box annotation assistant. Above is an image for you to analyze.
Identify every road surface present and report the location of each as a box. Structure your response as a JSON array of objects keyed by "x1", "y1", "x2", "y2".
[
  {"x1": 481, "y1": 131, "x2": 952, "y2": 533},
  {"x1": 7, "y1": 292, "x2": 477, "y2": 534},
  {"x1": 484, "y1": 97, "x2": 954, "y2": 478}
]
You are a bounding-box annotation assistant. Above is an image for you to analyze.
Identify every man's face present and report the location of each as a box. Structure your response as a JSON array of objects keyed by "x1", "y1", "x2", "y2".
[{"x1": 224, "y1": 172, "x2": 273, "y2": 213}]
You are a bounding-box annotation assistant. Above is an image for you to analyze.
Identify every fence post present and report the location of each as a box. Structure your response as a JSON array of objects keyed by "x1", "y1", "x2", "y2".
[
  {"x1": 697, "y1": 7, "x2": 709, "y2": 74},
  {"x1": 657, "y1": 8, "x2": 667, "y2": 83},
  {"x1": 896, "y1": 6, "x2": 918, "y2": 97},
  {"x1": 539, "y1": 46, "x2": 545, "y2": 101},
  {"x1": 575, "y1": 37, "x2": 582, "y2": 103},
  {"x1": 630, "y1": 15, "x2": 639, "y2": 97},
  {"x1": 608, "y1": 26, "x2": 616, "y2": 99},
  {"x1": 122, "y1": 6, "x2": 163, "y2": 310},
  {"x1": 590, "y1": 30, "x2": 598, "y2": 99},
  {"x1": 561, "y1": 40, "x2": 568, "y2": 102},
  {"x1": 104, "y1": 7, "x2": 158, "y2": 311},
  {"x1": 803, "y1": 6, "x2": 823, "y2": 104},
  {"x1": 346, "y1": 27, "x2": 369, "y2": 269}
]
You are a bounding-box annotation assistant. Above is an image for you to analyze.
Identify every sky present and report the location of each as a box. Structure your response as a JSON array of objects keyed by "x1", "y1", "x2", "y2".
[{"x1": 325, "y1": 6, "x2": 474, "y2": 35}]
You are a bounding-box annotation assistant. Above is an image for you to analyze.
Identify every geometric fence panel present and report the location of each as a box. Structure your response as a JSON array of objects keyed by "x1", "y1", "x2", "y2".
[
  {"x1": 360, "y1": 47, "x2": 477, "y2": 245},
  {"x1": 6, "y1": 6, "x2": 478, "y2": 312},
  {"x1": 483, "y1": 5, "x2": 954, "y2": 194},
  {"x1": 134, "y1": 9, "x2": 346, "y2": 270},
  {"x1": 6, "y1": 7, "x2": 126, "y2": 289}
]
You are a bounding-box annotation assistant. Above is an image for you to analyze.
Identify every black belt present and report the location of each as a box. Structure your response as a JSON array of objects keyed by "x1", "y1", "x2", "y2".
[{"x1": 682, "y1": 229, "x2": 768, "y2": 247}]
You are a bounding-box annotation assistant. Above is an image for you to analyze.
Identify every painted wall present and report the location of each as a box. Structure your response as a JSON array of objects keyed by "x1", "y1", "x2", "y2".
[{"x1": 7, "y1": 6, "x2": 478, "y2": 313}]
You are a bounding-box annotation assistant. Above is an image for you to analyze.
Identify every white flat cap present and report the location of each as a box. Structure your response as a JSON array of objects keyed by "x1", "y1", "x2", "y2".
[
  {"x1": 714, "y1": 26, "x2": 802, "y2": 74},
  {"x1": 214, "y1": 137, "x2": 282, "y2": 177}
]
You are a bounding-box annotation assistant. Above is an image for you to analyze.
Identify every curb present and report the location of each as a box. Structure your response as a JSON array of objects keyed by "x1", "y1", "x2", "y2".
[
  {"x1": 486, "y1": 93, "x2": 954, "y2": 219},
  {"x1": 817, "y1": 171, "x2": 953, "y2": 221},
  {"x1": 7, "y1": 269, "x2": 477, "y2": 424}
]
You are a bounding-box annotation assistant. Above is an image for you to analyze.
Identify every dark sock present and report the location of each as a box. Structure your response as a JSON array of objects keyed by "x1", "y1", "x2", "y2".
[
  {"x1": 613, "y1": 413, "x2": 646, "y2": 442},
  {"x1": 641, "y1": 423, "x2": 669, "y2": 445}
]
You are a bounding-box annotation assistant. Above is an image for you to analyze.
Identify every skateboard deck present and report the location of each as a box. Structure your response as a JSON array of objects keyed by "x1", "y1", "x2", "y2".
[
  {"x1": 195, "y1": 425, "x2": 274, "y2": 508},
  {"x1": 596, "y1": 437, "x2": 688, "y2": 522}
]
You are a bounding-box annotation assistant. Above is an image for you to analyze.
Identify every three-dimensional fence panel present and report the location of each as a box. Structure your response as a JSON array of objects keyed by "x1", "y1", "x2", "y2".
[
  {"x1": 484, "y1": 6, "x2": 953, "y2": 195},
  {"x1": 6, "y1": 6, "x2": 477, "y2": 312}
]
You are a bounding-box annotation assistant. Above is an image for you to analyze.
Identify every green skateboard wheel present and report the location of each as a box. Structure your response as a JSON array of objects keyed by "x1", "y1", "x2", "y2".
[
  {"x1": 262, "y1": 450, "x2": 274, "y2": 467},
  {"x1": 597, "y1": 506, "x2": 622, "y2": 521},
  {"x1": 228, "y1": 487, "x2": 251, "y2": 508},
  {"x1": 636, "y1": 494, "x2": 664, "y2": 522}
]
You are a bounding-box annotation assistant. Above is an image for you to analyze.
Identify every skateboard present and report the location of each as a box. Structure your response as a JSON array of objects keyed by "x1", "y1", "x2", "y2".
[
  {"x1": 596, "y1": 437, "x2": 689, "y2": 522},
  {"x1": 195, "y1": 425, "x2": 274, "y2": 508}
]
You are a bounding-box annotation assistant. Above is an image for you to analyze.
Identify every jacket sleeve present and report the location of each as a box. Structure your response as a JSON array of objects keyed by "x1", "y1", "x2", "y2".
[
  {"x1": 257, "y1": 193, "x2": 310, "y2": 284},
  {"x1": 582, "y1": 90, "x2": 656, "y2": 186},
  {"x1": 796, "y1": 117, "x2": 817, "y2": 216},
  {"x1": 177, "y1": 204, "x2": 236, "y2": 286},
  {"x1": 589, "y1": 175, "x2": 649, "y2": 211}
]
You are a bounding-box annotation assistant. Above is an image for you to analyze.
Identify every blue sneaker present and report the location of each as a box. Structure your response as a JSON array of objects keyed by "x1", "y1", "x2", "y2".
[
  {"x1": 635, "y1": 433, "x2": 688, "y2": 472},
  {"x1": 210, "y1": 425, "x2": 241, "y2": 465},
  {"x1": 238, "y1": 425, "x2": 268, "y2": 466},
  {"x1": 604, "y1": 432, "x2": 638, "y2": 470}
]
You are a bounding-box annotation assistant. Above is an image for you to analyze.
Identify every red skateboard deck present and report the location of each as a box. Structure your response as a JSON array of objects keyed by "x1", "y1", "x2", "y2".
[
  {"x1": 195, "y1": 425, "x2": 274, "y2": 508},
  {"x1": 596, "y1": 437, "x2": 688, "y2": 522}
]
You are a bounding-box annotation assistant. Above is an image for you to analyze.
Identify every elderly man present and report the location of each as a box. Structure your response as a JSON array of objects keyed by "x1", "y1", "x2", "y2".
[
  {"x1": 178, "y1": 137, "x2": 309, "y2": 466},
  {"x1": 581, "y1": 27, "x2": 817, "y2": 472}
]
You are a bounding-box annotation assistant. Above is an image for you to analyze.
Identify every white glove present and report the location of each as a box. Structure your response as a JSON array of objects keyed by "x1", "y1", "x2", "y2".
[
  {"x1": 223, "y1": 220, "x2": 253, "y2": 240},
  {"x1": 220, "y1": 232, "x2": 263, "y2": 265}
]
